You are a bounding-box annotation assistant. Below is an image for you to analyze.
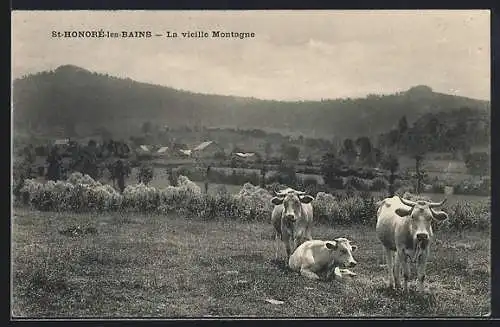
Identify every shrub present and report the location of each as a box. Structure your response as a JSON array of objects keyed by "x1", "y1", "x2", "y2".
[
  {"x1": 443, "y1": 199, "x2": 490, "y2": 231},
  {"x1": 431, "y1": 180, "x2": 446, "y2": 193},
  {"x1": 174, "y1": 166, "x2": 205, "y2": 182},
  {"x1": 20, "y1": 173, "x2": 122, "y2": 212},
  {"x1": 344, "y1": 176, "x2": 371, "y2": 192},
  {"x1": 370, "y1": 177, "x2": 389, "y2": 192},
  {"x1": 454, "y1": 177, "x2": 490, "y2": 196},
  {"x1": 137, "y1": 165, "x2": 154, "y2": 185},
  {"x1": 17, "y1": 173, "x2": 490, "y2": 232}
]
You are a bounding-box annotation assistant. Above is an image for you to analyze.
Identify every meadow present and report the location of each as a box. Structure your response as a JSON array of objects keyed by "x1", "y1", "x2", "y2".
[
  {"x1": 12, "y1": 172, "x2": 490, "y2": 318},
  {"x1": 12, "y1": 207, "x2": 490, "y2": 318}
]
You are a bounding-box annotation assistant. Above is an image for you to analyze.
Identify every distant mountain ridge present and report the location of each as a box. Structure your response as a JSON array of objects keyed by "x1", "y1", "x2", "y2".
[{"x1": 12, "y1": 65, "x2": 490, "y2": 140}]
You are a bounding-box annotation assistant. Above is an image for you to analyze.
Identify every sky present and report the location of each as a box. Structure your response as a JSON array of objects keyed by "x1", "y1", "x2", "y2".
[{"x1": 12, "y1": 10, "x2": 490, "y2": 101}]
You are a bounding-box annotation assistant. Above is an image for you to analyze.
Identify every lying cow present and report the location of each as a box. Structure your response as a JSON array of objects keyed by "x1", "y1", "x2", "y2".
[
  {"x1": 289, "y1": 238, "x2": 358, "y2": 280},
  {"x1": 376, "y1": 195, "x2": 448, "y2": 292},
  {"x1": 271, "y1": 188, "x2": 314, "y2": 258}
]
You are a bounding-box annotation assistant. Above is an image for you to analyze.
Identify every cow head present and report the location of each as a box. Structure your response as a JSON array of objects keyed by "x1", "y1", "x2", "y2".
[
  {"x1": 325, "y1": 238, "x2": 357, "y2": 268},
  {"x1": 395, "y1": 196, "x2": 449, "y2": 247},
  {"x1": 271, "y1": 190, "x2": 314, "y2": 222}
]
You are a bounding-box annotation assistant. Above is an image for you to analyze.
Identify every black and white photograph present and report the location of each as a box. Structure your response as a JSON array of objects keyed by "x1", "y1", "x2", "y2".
[{"x1": 11, "y1": 10, "x2": 491, "y2": 318}]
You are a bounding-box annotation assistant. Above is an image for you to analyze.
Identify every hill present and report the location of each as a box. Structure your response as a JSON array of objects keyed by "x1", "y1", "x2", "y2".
[{"x1": 12, "y1": 65, "x2": 490, "y2": 140}]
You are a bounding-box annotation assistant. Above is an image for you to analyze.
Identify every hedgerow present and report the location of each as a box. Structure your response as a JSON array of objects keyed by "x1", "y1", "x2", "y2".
[{"x1": 15, "y1": 173, "x2": 489, "y2": 231}]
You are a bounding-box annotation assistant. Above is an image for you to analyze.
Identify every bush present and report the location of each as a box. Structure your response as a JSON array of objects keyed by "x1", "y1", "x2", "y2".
[
  {"x1": 17, "y1": 173, "x2": 490, "y2": 231},
  {"x1": 296, "y1": 175, "x2": 319, "y2": 192},
  {"x1": 431, "y1": 180, "x2": 446, "y2": 193},
  {"x1": 137, "y1": 165, "x2": 154, "y2": 185},
  {"x1": 443, "y1": 199, "x2": 490, "y2": 231},
  {"x1": 312, "y1": 192, "x2": 378, "y2": 226},
  {"x1": 20, "y1": 173, "x2": 122, "y2": 212},
  {"x1": 370, "y1": 177, "x2": 389, "y2": 192},
  {"x1": 174, "y1": 166, "x2": 205, "y2": 182},
  {"x1": 454, "y1": 177, "x2": 490, "y2": 196},
  {"x1": 343, "y1": 176, "x2": 371, "y2": 192},
  {"x1": 208, "y1": 168, "x2": 260, "y2": 186}
]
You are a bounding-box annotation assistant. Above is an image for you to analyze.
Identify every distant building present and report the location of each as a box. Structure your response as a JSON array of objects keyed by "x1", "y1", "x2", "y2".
[
  {"x1": 192, "y1": 140, "x2": 224, "y2": 159},
  {"x1": 157, "y1": 146, "x2": 169, "y2": 154},
  {"x1": 54, "y1": 139, "x2": 70, "y2": 146},
  {"x1": 234, "y1": 152, "x2": 255, "y2": 158},
  {"x1": 139, "y1": 145, "x2": 150, "y2": 152},
  {"x1": 179, "y1": 149, "x2": 192, "y2": 157}
]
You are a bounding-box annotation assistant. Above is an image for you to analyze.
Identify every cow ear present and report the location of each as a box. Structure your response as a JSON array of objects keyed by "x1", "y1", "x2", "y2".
[
  {"x1": 431, "y1": 209, "x2": 449, "y2": 221},
  {"x1": 271, "y1": 197, "x2": 284, "y2": 205},
  {"x1": 299, "y1": 195, "x2": 314, "y2": 204},
  {"x1": 395, "y1": 207, "x2": 412, "y2": 217},
  {"x1": 325, "y1": 241, "x2": 338, "y2": 250}
]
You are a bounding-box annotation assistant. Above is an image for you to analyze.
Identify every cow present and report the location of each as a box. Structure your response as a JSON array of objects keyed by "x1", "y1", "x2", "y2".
[
  {"x1": 270, "y1": 188, "x2": 314, "y2": 258},
  {"x1": 289, "y1": 238, "x2": 358, "y2": 281},
  {"x1": 376, "y1": 195, "x2": 448, "y2": 292}
]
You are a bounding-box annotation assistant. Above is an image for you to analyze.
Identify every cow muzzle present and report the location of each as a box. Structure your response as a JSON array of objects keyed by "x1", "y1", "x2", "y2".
[
  {"x1": 416, "y1": 233, "x2": 429, "y2": 241},
  {"x1": 415, "y1": 233, "x2": 430, "y2": 250},
  {"x1": 284, "y1": 214, "x2": 296, "y2": 222}
]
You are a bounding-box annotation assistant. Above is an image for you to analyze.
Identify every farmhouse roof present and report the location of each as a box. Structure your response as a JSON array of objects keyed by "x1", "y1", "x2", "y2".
[
  {"x1": 193, "y1": 141, "x2": 214, "y2": 151},
  {"x1": 139, "y1": 145, "x2": 150, "y2": 152},
  {"x1": 234, "y1": 152, "x2": 255, "y2": 158},
  {"x1": 54, "y1": 139, "x2": 70, "y2": 145},
  {"x1": 157, "y1": 146, "x2": 169, "y2": 153},
  {"x1": 179, "y1": 149, "x2": 192, "y2": 156}
]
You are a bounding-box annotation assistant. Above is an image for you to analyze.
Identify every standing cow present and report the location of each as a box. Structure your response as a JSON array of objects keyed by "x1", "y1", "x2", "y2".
[
  {"x1": 271, "y1": 188, "x2": 315, "y2": 258},
  {"x1": 376, "y1": 195, "x2": 448, "y2": 292}
]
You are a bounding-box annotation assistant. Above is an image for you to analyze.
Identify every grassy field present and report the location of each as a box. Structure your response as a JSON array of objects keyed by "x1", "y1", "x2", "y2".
[{"x1": 12, "y1": 208, "x2": 490, "y2": 318}]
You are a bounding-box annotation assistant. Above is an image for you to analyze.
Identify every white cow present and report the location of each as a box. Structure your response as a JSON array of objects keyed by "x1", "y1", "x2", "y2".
[
  {"x1": 289, "y1": 238, "x2": 358, "y2": 280},
  {"x1": 376, "y1": 195, "x2": 448, "y2": 292},
  {"x1": 271, "y1": 188, "x2": 314, "y2": 258}
]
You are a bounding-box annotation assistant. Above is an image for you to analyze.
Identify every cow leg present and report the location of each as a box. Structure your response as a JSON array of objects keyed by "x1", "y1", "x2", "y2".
[
  {"x1": 281, "y1": 233, "x2": 292, "y2": 258},
  {"x1": 286, "y1": 237, "x2": 295, "y2": 258},
  {"x1": 416, "y1": 249, "x2": 429, "y2": 292},
  {"x1": 398, "y1": 250, "x2": 410, "y2": 293},
  {"x1": 274, "y1": 232, "x2": 281, "y2": 260},
  {"x1": 393, "y1": 250, "x2": 402, "y2": 290},
  {"x1": 300, "y1": 267, "x2": 320, "y2": 280},
  {"x1": 385, "y1": 248, "x2": 395, "y2": 289},
  {"x1": 379, "y1": 244, "x2": 387, "y2": 267}
]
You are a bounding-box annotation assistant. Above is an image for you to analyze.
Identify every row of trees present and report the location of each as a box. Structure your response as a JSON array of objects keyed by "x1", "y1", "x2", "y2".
[{"x1": 379, "y1": 109, "x2": 489, "y2": 160}]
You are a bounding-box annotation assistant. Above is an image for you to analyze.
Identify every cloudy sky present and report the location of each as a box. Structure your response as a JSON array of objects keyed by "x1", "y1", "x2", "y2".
[{"x1": 12, "y1": 10, "x2": 490, "y2": 101}]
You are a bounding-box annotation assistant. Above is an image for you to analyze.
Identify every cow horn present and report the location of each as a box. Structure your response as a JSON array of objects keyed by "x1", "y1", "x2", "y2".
[
  {"x1": 399, "y1": 196, "x2": 418, "y2": 207},
  {"x1": 429, "y1": 198, "x2": 447, "y2": 208}
]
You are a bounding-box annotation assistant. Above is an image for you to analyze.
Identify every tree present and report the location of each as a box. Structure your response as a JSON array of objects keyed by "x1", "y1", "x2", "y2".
[
  {"x1": 81, "y1": 147, "x2": 98, "y2": 180},
  {"x1": 320, "y1": 152, "x2": 344, "y2": 189},
  {"x1": 464, "y1": 152, "x2": 490, "y2": 176},
  {"x1": 277, "y1": 161, "x2": 297, "y2": 187},
  {"x1": 406, "y1": 129, "x2": 429, "y2": 194},
  {"x1": 283, "y1": 145, "x2": 300, "y2": 161},
  {"x1": 138, "y1": 164, "x2": 154, "y2": 185},
  {"x1": 113, "y1": 159, "x2": 130, "y2": 192},
  {"x1": 398, "y1": 116, "x2": 408, "y2": 134},
  {"x1": 413, "y1": 154, "x2": 424, "y2": 194},
  {"x1": 340, "y1": 139, "x2": 357, "y2": 165},
  {"x1": 264, "y1": 142, "x2": 272, "y2": 160},
  {"x1": 141, "y1": 121, "x2": 153, "y2": 135},
  {"x1": 355, "y1": 137, "x2": 374, "y2": 166},
  {"x1": 46, "y1": 147, "x2": 62, "y2": 181},
  {"x1": 380, "y1": 153, "x2": 399, "y2": 197},
  {"x1": 372, "y1": 148, "x2": 383, "y2": 166}
]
